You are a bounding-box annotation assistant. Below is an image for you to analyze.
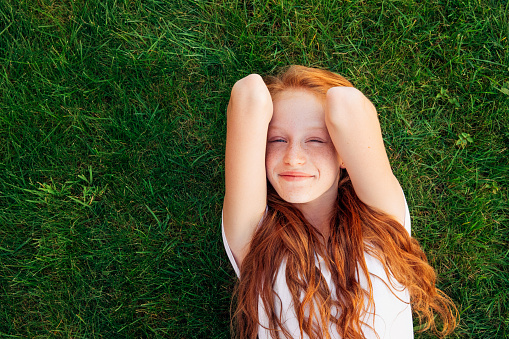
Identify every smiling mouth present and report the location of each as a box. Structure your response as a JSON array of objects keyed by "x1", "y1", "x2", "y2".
[{"x1": 279, "y1": 172, "x2": 314, "y2": 181}]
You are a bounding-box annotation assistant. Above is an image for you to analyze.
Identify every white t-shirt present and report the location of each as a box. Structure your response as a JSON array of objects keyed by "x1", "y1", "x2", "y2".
[{"x1": 222, "y1": 201, "x2": 414, "y2": 339}]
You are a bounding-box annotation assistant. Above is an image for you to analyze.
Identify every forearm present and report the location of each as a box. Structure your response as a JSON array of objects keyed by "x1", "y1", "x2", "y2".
[
  {"x1": 225, "y1": 74, "x2": 273, "y2": 206},
  {"x1": 223, "y1": 74, "x2": 273, "y2": 266},
  {"x1": 324, "y1": 87, "x2": 392, "y2": 175},
  {"x1": 324, "y1": 86, "x2": 405, "y2": 224}
]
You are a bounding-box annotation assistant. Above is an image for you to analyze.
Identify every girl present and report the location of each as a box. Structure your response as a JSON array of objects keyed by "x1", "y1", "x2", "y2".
[{"x1": 222, "y1": 66, "x2": 457, "y2": 338}]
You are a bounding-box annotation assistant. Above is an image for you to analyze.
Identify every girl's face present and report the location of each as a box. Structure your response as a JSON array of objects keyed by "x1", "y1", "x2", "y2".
[{"x1": 266, "y1": 89, "x2": 342, "y2": 205}]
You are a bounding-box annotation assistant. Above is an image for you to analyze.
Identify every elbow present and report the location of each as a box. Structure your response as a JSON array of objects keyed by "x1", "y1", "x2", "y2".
[
  {"x1": 228, "y1": 74, "x2": 273, "y2": 122},
  {"x1": 231, "y1": 74, "x2": 271, "y2": 105},
  {"x1": 325, "y1": 87, "x2": 377, "y2": 127}
]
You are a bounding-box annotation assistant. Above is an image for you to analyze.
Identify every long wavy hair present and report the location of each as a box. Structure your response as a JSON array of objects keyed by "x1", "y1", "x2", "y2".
[{"x1": 232, "y1": 65, "x2": 457, "y2": 338}]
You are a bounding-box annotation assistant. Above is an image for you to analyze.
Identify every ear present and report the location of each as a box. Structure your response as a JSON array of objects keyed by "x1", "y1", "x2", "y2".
[{"x1": 337, "y1": 154, "x2": 346, "y2": 169}]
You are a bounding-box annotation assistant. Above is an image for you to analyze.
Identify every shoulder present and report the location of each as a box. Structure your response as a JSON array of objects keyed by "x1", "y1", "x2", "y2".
[{"x1": 221, "y1": 206, "x2": 269, "y2": 278}]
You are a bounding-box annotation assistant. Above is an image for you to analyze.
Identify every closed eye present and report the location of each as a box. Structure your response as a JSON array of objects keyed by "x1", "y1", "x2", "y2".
[{"x1": 308, "y1": 139, "x2": 324, "y2": 143}]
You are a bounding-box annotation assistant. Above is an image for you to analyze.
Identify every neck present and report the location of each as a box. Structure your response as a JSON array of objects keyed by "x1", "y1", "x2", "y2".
[{"x1": 293, "y1": 189, "x2": 337, "y2": 241}]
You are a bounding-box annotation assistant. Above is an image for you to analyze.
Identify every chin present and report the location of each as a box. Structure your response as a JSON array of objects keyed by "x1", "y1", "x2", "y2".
[{"x1": 278, "y1": 193, "x2": 314, "y2": 204}]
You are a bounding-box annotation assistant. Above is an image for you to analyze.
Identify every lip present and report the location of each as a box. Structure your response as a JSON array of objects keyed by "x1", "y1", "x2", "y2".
[{"x1": 279, "y1": 171, "x2": 314, "y2": 181}]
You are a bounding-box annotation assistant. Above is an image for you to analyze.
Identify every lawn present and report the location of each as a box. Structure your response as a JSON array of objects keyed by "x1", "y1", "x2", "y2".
[{"x1": 0, "y1": 0, "x2": 508, "y2": 338}]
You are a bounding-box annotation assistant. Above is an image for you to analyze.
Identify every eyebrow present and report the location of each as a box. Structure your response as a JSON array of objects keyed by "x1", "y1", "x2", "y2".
[{"x1": 268, "y1": 125, "x2": 326, "y2": 132}]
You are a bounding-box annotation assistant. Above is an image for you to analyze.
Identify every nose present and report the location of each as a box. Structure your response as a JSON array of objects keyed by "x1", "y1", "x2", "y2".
[{"x1": 283, "y1": 142, "x2": 306, "y2": 166}]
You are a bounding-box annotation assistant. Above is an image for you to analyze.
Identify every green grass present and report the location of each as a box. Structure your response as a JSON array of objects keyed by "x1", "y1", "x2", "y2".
[{"x1": 0, "y1": 0, "x2": 507, "y2": 337}]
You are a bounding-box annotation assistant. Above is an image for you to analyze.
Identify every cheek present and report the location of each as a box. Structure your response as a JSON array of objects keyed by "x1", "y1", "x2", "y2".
[
  {"x1": 265, "y1": 144, "x2": 284, "y2": 166},
  {"x1": 313, "y1": 145, "x2": 340, "y2": 170},
  {"x1": 265, "y1": 149, "x2": 277, "y2": 176},
  {"x1": 265, "y1": 148, "x2": 285, "y2": 189},
  {"x1": 325, "y1": 143, "x2": 340, "y2": 167},
  {"x1": 328, "y1": 150, "x2": 341, "y2": 169}
]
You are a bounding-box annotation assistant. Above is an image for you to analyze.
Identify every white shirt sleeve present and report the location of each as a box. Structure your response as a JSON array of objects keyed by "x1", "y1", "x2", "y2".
[{"x1": 221, "y1": 210, "x2": 241, "y2": 278}]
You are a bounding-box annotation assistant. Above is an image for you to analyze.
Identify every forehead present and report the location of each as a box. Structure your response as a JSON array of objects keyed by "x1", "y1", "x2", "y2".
[{"x1": 270, "y1": 89, "x2": 325, "y2": 129}]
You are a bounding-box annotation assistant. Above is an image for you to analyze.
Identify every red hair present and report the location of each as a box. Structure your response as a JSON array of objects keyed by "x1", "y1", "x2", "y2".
[{"x1": 232, "y1": 65, "x2": 457, "y2": 338}]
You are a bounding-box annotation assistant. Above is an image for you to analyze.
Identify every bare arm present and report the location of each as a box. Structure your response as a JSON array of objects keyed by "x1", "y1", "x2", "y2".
[
  {"x1": 223, "y1": 74, "x2": 273, "y2": 269},
  {"x1": 325, "y1": 87, "x2": 405, "y2": 224}
]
